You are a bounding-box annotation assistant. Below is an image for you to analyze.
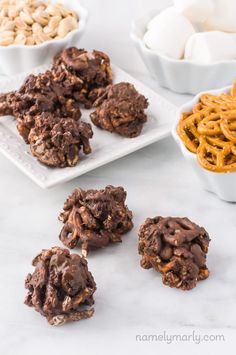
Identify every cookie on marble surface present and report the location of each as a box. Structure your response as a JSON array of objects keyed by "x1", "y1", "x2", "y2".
[
  {"x1": 138, "y1": 216, "x2": 210, "y2": 290},
  {"x1": 24, "y1": 247, "x2": 96, "y2": 325},
  {"x1": 59, "y1": 185, "x2": 133, "y2": 256}
]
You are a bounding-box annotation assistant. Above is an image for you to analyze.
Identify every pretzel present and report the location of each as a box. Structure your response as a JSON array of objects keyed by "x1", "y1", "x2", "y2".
[
  {"x1": 197, "y1": 112, "x2": 222, "y2": 136},
  {"x1": 177, "y1": 79, "x2": 236, "y2": 173},
  {"x1": 200, "y1": 93, "x2": 236, "y2": 111},
  {"x1": 192, "y1": 102, "x2": 207, "y2": 113},
  {"x1": 177, "y1": 107, "x2": 221, "y2": 153},
  {"x1": 197, "y1": 136, "x2": 236, "y2": 172},
  {"x1": 220, "y1": 110, "x2": 236, "y2": 142}
]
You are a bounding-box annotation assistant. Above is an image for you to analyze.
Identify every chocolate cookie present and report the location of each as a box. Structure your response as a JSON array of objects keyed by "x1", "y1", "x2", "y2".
[
  {"x1": 138, "y1": 216, "x2": 210, "y2": 290},
  {"x1": 52, "y1": 47, "x2": 112, "y2": 108},
  {"x1": 59, "y1": 185, "x2": 133, "y2": 256},
  {"x1": 24, "y1": 247, "x2": 96, "y2": 325},
  {"x1": 0, "y1": 67, "x2": 93, "y2": 167},
  {"x1": 28, "y1": 112, "x2": 93, "y2": 167},
  {"x1": 90, "y1": 82, "x2": 149, "y2": 137}
]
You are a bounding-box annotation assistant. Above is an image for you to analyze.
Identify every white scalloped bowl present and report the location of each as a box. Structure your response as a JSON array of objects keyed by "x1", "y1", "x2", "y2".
[
  {"x1": 130, "y1": 8, "x2": 236, "y2": 95},
  {"x1": 0, "y1": 0, "x2": 88, "y2": 76},
  {"x1": 172, "y1": 86, "x2": 236, "y2": 202}
]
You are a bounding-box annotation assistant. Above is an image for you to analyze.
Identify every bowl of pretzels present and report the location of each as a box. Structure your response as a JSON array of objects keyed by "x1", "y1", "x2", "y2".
[{"x1": 172, "y1": 80, "x2": 236, "y2": 202}]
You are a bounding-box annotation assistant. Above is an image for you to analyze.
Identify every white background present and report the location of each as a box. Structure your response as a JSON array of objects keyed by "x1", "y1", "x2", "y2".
[{"x1": 0, "y1": 1, "x2": 235, "y2": 354}]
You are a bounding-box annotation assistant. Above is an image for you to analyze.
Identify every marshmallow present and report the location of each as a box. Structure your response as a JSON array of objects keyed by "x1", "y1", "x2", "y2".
[
  {"x1": 144, "y1": 7, "x2": 195, "y2": 59},
  {"x1": 184, "y1": 31, "x2": 236, "y2": 64},
  {"x1": 173, "y1": 0, "x2": 214, "y2": 23},
  {"x1": 204, "y1": 0, "x2": 236, "y2": 32}
]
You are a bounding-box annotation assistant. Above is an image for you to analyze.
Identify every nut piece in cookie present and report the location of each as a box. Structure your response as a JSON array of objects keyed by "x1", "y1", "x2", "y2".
[
  {"x1": 59, "y1": 185, "x2": 133, "y2": 256},
  {"x1": 138, "y1": 216, "x2": 210, "y2": 290},
  {"x1": 28, "y1": 112, "x2": 93, "y2": 167},
  {"x1": 90, "y1": 82, "x2": 149, "y2": 138},
  {"x1": 52, "y1": 47, "x2": 113, "y2": 108},
  {"x1": 0, "y1": 92, "x2": 13, "y2": 116},
  {"x1": 24, "y1": 247, "x2": 96, "y2": 325}
]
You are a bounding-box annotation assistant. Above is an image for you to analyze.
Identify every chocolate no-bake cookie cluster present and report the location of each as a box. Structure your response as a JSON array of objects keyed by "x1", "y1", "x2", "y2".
[
  {"x1": 90, "y1": 82, "x2": 149, "y2": 138},
  {"x1": 28, "y1": 112, "x2": 93, "y2": 167},
  {"x1": 25, "y1": 247, "x2": 96, "y2": 325},
  {"x1": 52, "y1": 47, "x2": 113, "y2": 108},
  {"x1": 138, "y1": 216, "x2": 210, "y2": 290},
  {"x1": 0, "y1": 69, "x2": 93, "y2": 167},
  {"x1": 59, "y1": 185, "x2": 133, "y2": 256}
]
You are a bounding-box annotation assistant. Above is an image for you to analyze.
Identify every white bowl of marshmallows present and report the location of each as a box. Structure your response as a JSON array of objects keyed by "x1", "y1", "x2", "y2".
[
  {"x1": 131, "y1": 0, "x2": 236, "y2": 94},
  {"x1": 0, "y1": 0, "x2": 88, "y2": 76}
]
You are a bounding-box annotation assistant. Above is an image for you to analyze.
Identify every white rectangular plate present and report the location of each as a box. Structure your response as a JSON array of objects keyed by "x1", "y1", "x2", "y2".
[{"x1": 0, "y1": 64, "x2": 177, "y2": 188}]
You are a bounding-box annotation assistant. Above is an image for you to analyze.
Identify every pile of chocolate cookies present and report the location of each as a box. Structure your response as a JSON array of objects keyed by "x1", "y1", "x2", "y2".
[
  {"x1": 24, "y1": 184, "x2": 211, "y2": 325},
  {"x1": 0, "y1": 47, "x2": 149, "y2": 167}
]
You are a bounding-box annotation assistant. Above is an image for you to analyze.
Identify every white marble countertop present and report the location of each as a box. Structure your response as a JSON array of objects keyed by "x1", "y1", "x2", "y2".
[{"x1": 0, "y1": 1, "x2": 235, "y2": 354}]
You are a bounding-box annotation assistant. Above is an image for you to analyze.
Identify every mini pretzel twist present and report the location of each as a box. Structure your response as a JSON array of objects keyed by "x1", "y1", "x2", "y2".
[
  {"x1": 197, "y1": 136, "x2": 236, "y2": 172},
  {"x1": 220, "y1": 110, "x2": 236, "y2": 142},
  {"x1": 197, "y1": 112, "x2": 222, "y2": 136}
]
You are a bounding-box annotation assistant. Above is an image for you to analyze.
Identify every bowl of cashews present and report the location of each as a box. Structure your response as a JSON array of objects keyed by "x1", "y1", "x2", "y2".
[
  {"x1": 172, "y1": 80, "x2": 236, "y2": 202},
  {"x1": 0, "y1": 0, "x2": 88, "y2": 76}
]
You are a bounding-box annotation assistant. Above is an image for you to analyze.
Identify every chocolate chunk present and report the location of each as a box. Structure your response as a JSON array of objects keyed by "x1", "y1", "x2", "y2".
[
  {"x1": 138, "y1": 217, "x2": 210, "y2": 290},
  {"x1": 59, "y1": 185, "x2": 133, "y2": 256},
  {"x1": 90, "y1": 82, "x2": 149, "y2": 138},
  {"x1": 52, "y1": 47, "x2": 112, "y2": 108},
  {"x1": 24, "y1": 247, "x2": 96, "y2": 325}
]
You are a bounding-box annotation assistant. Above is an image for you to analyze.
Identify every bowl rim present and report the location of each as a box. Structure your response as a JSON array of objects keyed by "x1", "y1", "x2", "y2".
[
  {"x1": 171, "y1": 84, "x2": 236, "y2": 174},
  {"x1": 0, "y1": 2, "x2": 88, "y2": 50},
  {"x1": 130, "y1": 7, "x2": 236, "y2": 67}
]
